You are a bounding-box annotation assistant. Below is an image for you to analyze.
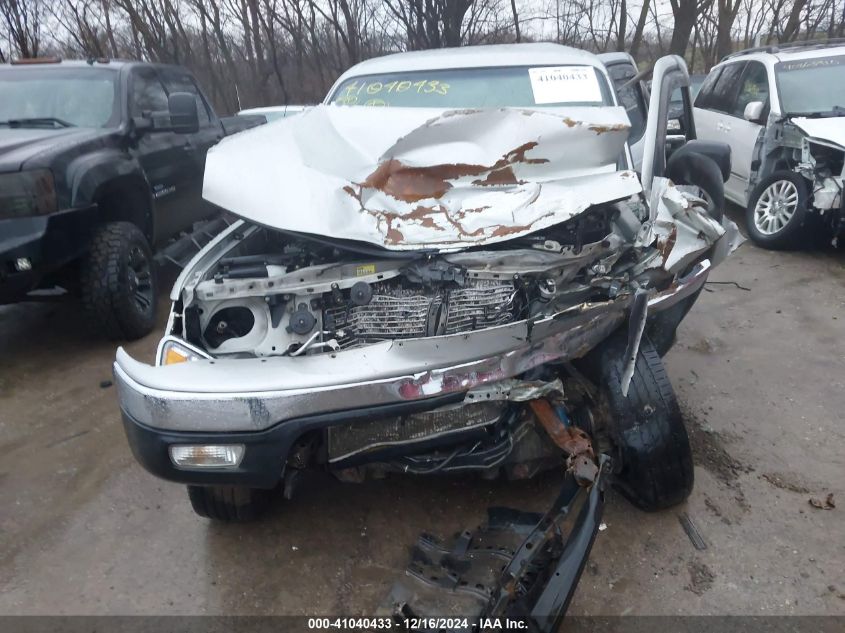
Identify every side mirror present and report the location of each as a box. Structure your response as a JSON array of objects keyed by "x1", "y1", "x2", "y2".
[
  {"x1": 168, "y1": 92, "x2": 199, "y2": 134},
  {"x1": 744, "y1": 101, "x2": 764, "y2": 124}
]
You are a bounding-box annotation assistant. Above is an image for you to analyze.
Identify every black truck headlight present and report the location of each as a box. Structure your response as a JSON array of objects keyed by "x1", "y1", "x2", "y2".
[{"x1": 0, "y1": 169, "x2": 57, "y2": 219}]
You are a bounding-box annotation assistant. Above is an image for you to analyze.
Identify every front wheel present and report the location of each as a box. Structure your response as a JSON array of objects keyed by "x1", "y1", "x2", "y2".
[
  {"x1": 589, "y1": 332, "x2": 694, "y2": 511},
  {"x1": 187, "y1": 485, "x2": 274, "y2": 521},
  {"x1": 746, "y1": 171, "x2": 810, "y2": 249},
  {"x1": 80, "y1": 222, "x2": 157, "y2": 340}
]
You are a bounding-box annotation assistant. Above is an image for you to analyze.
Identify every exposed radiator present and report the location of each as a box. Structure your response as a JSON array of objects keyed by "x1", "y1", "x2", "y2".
[{"x1": 325, "y1": 280, "x2": 515, "y2": 348}]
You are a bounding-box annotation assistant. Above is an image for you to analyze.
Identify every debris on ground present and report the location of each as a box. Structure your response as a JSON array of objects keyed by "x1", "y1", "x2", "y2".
[
  {"x1": 678, "y1": 513, "x2": 708, "y2": 551},
  {"x1": 808, "y1": 493, "x2": 835, "y2": 510},
  {"x1": 761, "y1": 472, "x2": 810, "y2": 494},
  {"x1": 685, "y1": 560, "x2": 715, "y2": 595},
  {"x1": 99, "y1": 380, "x2": 113, "y2": 389}
]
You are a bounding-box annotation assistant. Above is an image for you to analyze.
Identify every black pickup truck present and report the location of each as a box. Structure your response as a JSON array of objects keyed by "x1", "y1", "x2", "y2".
[{"x1": 0, "y1": 58, "x2": 261, "y2": 339}]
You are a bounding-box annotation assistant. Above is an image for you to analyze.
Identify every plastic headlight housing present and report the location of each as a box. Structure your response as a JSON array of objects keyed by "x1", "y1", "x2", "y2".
[
  {"x1": 157, "y1": 337, "x2": 210, "y2": 366},
  {"x1": 0, "y1": 169, "x2": 57, "y2": 219},
  {"x1": 169, "y1": 445, "x2": 245, "y2": 469}
]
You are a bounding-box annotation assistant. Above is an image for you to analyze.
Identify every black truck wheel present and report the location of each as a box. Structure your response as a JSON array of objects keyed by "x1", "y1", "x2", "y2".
[
  {"x1": 80, "y1": 222, "x2": 157, "y2": 340},
  {"x1": 746, "y1": 171, "x2": 810, "y2": 249},
  {"x1": 590, "y1": 333, "x2": 694, "y2": 511},
  {"x1": 187, "y1": 485, "x2": 273, "y2": 521}
]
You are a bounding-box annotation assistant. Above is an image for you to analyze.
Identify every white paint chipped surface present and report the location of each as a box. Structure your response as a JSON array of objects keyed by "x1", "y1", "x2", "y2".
[{"x1": 203, "y1": 105, "x2": 641, "y2": 250}]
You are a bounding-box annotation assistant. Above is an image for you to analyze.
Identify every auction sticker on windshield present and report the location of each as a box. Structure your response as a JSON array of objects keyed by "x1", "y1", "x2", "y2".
[{"x1": 529, "y1": 66, "x2": 602, "y2": 104}]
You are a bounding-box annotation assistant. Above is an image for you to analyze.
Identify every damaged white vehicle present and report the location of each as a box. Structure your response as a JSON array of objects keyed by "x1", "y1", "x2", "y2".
[
  {"x1": 695, "y1": 41, "x2": 845, "y2": 248},
  {"x1": 115, "y1": 44, "x2": 741, "y2": 624},
  {"x1": 115, "y1": 43, "x2": 740, "y2": 624}
]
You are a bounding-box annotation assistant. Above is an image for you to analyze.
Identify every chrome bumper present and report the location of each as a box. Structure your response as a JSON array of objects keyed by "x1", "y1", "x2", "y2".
[{"x1": 114, "y1": 260, "x2": 711, "y2": 433}]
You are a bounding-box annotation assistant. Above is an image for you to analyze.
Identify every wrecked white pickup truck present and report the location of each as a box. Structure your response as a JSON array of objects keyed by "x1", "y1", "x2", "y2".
[{"x1": 115, "y1": 44, "x2": 740, "y2": 627}]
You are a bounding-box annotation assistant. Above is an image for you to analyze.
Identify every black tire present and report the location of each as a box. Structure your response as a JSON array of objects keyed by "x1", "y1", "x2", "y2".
[
  {"x1": 590, "y1": 332, "x2": 693, "y2": 511},
  {"x1": 187, "y1": 485, "x2": 274, "y2": 522},
  {"x1": 645, "y1": 287, "x2": 702, "y2": 357},
  {"x1": 81, "y1": 222, "x2": 157, "y2": 340},
  {"x1": 745, "y1": 170, "x2": 810, "y2": 250}
]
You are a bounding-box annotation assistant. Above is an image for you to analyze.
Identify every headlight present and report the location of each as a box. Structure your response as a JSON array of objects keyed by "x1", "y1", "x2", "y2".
[
  {"x1": 169, "y1": 444, "x2": 245, "y2": 469},
  {"x1": 0, "y1": 169, "x2": 57, "y2": 219},
  {"x1": 157, "y1": 337, "x2": 211, "y2": 366}
]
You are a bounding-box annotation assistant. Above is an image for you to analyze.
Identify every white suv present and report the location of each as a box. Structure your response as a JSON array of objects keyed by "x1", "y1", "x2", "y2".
[{"x1": 694, "y1": 41, "x2": 845, "y2": 248}]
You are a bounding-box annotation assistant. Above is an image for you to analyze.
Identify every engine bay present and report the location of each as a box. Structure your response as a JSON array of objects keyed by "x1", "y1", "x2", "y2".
[{"x1": 170, "y1": 198, "x2": 688, "y2": 359}]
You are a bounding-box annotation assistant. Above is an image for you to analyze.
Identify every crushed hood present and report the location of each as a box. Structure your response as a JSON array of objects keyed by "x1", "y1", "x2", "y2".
[
  {"x1": 203, "y1": 105, "x2": 641, "y2": 251},
  {"x1": 791, "y1": 117, "x2": 845, "y2": 150}
]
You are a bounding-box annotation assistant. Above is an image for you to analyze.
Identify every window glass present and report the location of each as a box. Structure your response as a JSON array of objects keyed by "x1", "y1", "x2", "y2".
[
  {"x1": 330, "y1": 66, "x2": 614, "y2": 108},
  {"x1": 708, "y1": 62, "x2": 746, "y2": 113},
  {"x1": 0, "y1": 67, "x2": 118, "y2": 127},
  {"x1": 160, "y1": 68, "x2": 211, "y2": 126},
  {"x1": 733, "y1": 62, "x2": 769, "y2": 117},
  {"x1": 694, "y1": 67, "x2": 722, "y2": 109},
  {"x1": 775, "y1": 55, "x2": 845, "y2": 115},
  {"x1": 131, "y1": 69, "x2": 168, "y2": 116},
  {"x1": 606, "y1": 62, "x2": 646, "y2": 143}
]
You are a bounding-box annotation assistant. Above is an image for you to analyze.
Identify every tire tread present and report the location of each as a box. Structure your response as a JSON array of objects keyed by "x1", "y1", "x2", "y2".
[
  {"x1": 187, "y1": 485, "x2": 272, "y2": 522},
  {"x1": 595, "y1": 334, "x2": 693, "y2": 511},
  {"x1": 80, "y1": 222, "x2": 157, "y2": 340}
]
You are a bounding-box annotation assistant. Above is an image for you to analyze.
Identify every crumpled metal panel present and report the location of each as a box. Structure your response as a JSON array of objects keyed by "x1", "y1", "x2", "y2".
[
  {"x1": 202, "y1": 105, "x2": 642, "y2": 251},
  {"x1": 639, "y1": 177, "x2": 731, "y2": 274}
]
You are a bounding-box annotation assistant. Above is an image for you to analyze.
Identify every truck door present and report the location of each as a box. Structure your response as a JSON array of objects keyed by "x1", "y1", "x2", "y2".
[
  {"x1": 159, "y1": 68, "x2": 224, "y2": 229},
  {"x1": 129, "y1": 67, "x2": 197, "y2": 246}
]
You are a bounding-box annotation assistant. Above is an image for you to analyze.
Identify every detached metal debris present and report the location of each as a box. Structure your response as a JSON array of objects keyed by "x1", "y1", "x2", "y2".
[{"x1": 382, "y1": 456, "x2": 609, "y2": 632}]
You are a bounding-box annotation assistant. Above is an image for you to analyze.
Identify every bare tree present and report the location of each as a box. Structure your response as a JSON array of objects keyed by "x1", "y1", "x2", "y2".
[
  {"x1": 629, "y1": 0, "x2": 651, "y2": 58},
  {"x1": 669, "y1": 0, "x2": 715, "y2": 57},
  {"x1": 0, "y1": 0, "x2": 48, "y2": 58}
]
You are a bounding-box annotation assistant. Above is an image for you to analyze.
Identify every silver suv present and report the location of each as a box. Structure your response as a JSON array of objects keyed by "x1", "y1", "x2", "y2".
[{"x1": 694, "y1": 40, "x2": 845, "y2": 248}]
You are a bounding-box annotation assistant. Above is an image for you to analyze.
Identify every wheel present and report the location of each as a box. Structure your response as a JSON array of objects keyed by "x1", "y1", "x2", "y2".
[
  {"x1": 81, "y1": 222, "x2": 157, "y2": 340},
  {"x1": 187, "y1": 485, "x2": 273, "y2": 521},
  {"x1": 644, "y1": 288, "x2": 702, "y2": 357},
  {"x1": 589, "y1": 332, "x2": 693, "y2": 511},
  {"x1": 746, "y1": 171, "x2": 810, "y2": 249}
]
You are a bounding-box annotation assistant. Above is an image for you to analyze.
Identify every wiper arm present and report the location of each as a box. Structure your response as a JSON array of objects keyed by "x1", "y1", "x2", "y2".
[{"x1": 0, "y1": 117, "x2": 75, "y2": 128}]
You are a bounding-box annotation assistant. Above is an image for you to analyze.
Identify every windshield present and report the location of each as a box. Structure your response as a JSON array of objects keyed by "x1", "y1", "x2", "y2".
[
  {"x1": 329, "y1": 65, "x2": 613, "y2": 108},
  {"x1": 0, "y1": 67, "x2": 119, "y2": 128},
  {"x1": 775, "y1": 55, "x2": 845, "y2": 116}
]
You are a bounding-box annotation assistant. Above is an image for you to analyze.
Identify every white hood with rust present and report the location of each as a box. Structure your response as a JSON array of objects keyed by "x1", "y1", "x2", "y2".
[{"x1": 203, "y1": 105, "x2": 641, "y2": 250}]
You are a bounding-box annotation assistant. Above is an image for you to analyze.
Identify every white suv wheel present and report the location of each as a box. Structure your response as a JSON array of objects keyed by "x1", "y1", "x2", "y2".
[{"x1": 753, "y1": 179, "x2": 799, "y2": 236}]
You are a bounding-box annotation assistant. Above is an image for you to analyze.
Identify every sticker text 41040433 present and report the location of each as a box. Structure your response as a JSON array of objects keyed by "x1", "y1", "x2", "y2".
[{"x1": 335, "y1": 79, "x2": 450, "y2": 105}]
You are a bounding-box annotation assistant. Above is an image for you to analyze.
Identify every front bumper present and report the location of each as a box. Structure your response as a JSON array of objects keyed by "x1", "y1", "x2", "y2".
[
  {"x1": 121, "y1": 392, "x2": 464, "y2": 488},
  {"x1": 0, "y1": 206, "x2": 99, "y2": 303},
  {"x1": 116, "y1": 260, "x2": 710, "y2": 487},
  {"x1": 115, "y1": 259, "x2": 710, "y2": 434}
]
